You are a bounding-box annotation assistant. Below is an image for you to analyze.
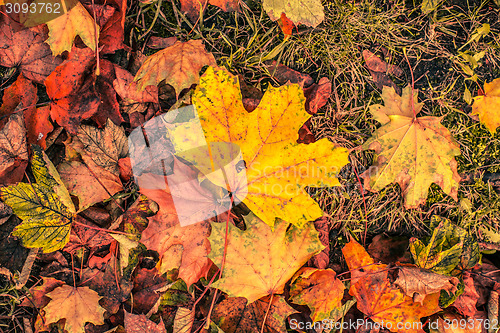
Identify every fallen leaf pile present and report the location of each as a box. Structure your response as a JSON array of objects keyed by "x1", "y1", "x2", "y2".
[{"x1": 0, "y1": 1, "x2": 499, "y2": 333}]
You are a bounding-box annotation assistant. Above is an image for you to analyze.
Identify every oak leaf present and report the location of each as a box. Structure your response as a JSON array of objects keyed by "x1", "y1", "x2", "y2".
[
  {"x1": 208, "y1": 212, "x2": 324, "y2": 303},
  {"x1": 289, "y1": 267, "x2": 345, "y2": 322},
  {"x1": 361, "y1": 86, "x2": 461, "y2": 209},
  {"x1": 0, "y1": 145, "x2": 76, "y2": 252},
  {"x1": 212, "y1": 295, "x2": 297, "y2": 333},
  {"x1": 262, "y1": 0, "x2": 324, "y2": 27},
  {"x1": 134, "y1": 40, "x2": 216, "y2": 95},
  {"x1": 0, "y1": 113, "x2": 29, "y2": 185},
  {"x1": 44, "y1": 285, "x2": 105, "y2": 333},
  {"x1": 45, "y1": 1, "x2": 99, "y2": 55},
  {"x1": 342, "y1": 239, "x2": 442, "y2": 333},
  {"x1": 471, "y1": 77, "x2": 500, "y2": 133},
  {"x1": 193, "y1": 67, "x2": 349, "y2": 228},
  {"x1": 0, "y1": 17, "x2": 62, "y2": 83}
]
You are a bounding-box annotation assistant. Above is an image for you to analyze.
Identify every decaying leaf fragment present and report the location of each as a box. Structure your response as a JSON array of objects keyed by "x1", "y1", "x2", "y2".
[
  {"x1": 208, "y1": 212, "x2": 324, "y2": 303},
  {"x1": 362, "y1": 86, "x2": 461, "y2": 208},
  {"x1": 471, "y1": 77, "x2": 500, "y2": 134},
  {"x1": 342, "y1": 239, "x2": 442, "y2": 333},
  {"x1": 0, "y1": 146, "x2": 76, "y2": 252},
  {"x1": 212, "y1": 295, "x2": 297, "y2": 333}
]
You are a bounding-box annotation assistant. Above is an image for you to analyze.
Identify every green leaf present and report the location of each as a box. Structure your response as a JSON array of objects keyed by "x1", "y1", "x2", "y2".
[
  {"x1": 409, "y1": 216, "x2": 480, "y2": 276},
  {"x1": 0, "y1": 146, "x2": 74, "y2": 252}
]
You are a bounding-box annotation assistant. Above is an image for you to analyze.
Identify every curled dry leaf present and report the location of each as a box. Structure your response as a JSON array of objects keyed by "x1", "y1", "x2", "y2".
[
  {"x1": 342, "y1": 239, "x2": 442, "y2": 333},
  {"x1": 208, "y1": 212, "x2": 324, "y2": 303},
  {"x1": 134, "y1": 40, "x2": 217, "y2": 95},
  {"x1": 361, "y1": 86, "x2": 461, "y2": 209},
  {"x1": 393, "y1": 265, "x2": 460, "y2": 304}
]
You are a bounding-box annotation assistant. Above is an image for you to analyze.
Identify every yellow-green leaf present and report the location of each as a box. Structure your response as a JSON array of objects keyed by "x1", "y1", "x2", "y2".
[
  {"x1": 361, "y1": 86, "x2": 461, "y2": 209},
  {"x1": 409, "y1": 216, "x2": 480, "y2": 276},
  {"x1": 0, "y1": 146, "x2": 74, "y2": 252}
]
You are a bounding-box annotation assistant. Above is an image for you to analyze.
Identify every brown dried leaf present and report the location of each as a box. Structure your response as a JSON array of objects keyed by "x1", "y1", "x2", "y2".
[{"x1": 393, "y1": 265, "x2": 460, "y2": 304}]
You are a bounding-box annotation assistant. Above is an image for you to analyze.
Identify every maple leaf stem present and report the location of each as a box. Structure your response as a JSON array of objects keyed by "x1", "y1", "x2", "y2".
[
  {"x1": 72, "y1": 218, "x2": 134, "y2": 236},
  {"x1": 90, "y1": 0, "x2": 100, "y2": 76},
  {"x1": 261, "y1": 293, "x2": 274, "y2": 333}
]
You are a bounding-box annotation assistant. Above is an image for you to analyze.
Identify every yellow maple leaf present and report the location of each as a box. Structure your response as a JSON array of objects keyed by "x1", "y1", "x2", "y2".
[
  {"x1": 134, "y1": 40, "x2": 216, "y2": 95},
  {"x1": 192, "y1": 67, "x2": 349, "y2": 228},
  {"x1": 343, "y1": 239, "x2": 442, "y2": 333},
  {"x1": 471, "y1": 77, "x2": 500, "y2": 134},
  {"x1": 45, "y1": 2, "x2": 99, "y2": 55},
  {"x1": 44, "y1": 285, "x2": 105, "y2": 333},
  {"x1": 0, "y1": 145, "x2": 76, "y2": 252},
  {"x1": 208, "y1": 212, "x2": 324, "y2": 303},
  {"x1": 361, "y1": 86, "x2": 461, "y2": 209}
]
